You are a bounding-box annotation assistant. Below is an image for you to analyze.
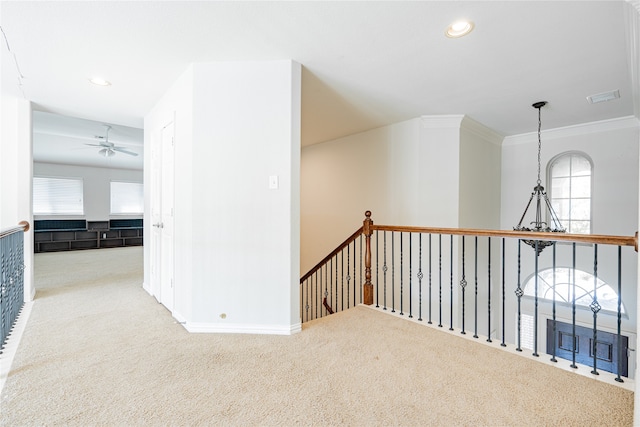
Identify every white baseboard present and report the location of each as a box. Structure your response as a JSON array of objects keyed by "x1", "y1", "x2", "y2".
[{"x1": 184, "y1": 321, "x2": 301, "y2": 335}]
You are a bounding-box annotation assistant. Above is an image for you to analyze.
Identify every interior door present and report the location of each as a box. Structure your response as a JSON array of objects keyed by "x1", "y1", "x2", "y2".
[
  {"x1": 150, "y1": 130, "x2": 162, "y2": 300},
  {"x1": 159, "y1": 122, "x2": 175, "y2": 311}
]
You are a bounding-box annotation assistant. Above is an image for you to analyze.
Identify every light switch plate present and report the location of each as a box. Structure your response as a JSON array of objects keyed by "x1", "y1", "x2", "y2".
[{"x1": 269, "y1": 175, "x2": 279, "y2": 189}]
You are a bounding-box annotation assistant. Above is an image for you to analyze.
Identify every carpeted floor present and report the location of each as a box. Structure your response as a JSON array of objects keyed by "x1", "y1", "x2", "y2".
[{"x1": 0, "y1": 246, "x2": 634, "y2": 426}]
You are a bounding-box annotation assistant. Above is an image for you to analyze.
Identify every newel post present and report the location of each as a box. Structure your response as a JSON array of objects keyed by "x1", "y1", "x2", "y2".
[{"x1": 363, "y1": 211, "x2": 374, "y2": 305}]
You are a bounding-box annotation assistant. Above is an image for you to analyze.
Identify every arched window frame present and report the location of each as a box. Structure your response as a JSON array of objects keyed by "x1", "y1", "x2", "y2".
[
  {"x1": 522, "y1": 267, "x2": 626, "y2": 316},
  {"x1": 546, "y1": 151, "x2": 593, "y2": 234}
]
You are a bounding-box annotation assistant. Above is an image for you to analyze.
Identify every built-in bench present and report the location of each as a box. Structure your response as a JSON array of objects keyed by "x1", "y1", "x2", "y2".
[{"x1": 34, "y1": 219, "x2": 143, "y2": 253}]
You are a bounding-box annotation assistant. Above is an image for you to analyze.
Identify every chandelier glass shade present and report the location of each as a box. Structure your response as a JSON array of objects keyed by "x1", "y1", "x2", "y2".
[{"x1": 514, "y1": 101, "x2": 565, "y2": 255}]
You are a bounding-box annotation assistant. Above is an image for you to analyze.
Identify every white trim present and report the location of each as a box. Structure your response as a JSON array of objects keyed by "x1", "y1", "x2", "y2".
[
  {"x1": 461, "y1": 115, "x2": 504, "y2": 146},
  {"x1": 184, "y1": 321, "x2": 302, "y2": 335},
  {"x1": 503, "y1": 116, "x2": 640, "y2": 146},
  {"x1": 420, "y1": 115, "x2": 464, "y2": 129}
]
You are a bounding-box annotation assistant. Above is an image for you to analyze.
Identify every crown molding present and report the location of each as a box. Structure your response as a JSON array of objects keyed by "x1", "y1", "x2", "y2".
[
  {"x1": 502, "y1": 116, "x2": 640, "y2": 146},
  {"x1": 460, "y1": 115, "x2": 504, "y2": 146},
  {"x1": 627, "y1": 0, "x2": 640, "y2": 14},
  {"x1": 420, "y1": 115, "x2": 464, "y2": 129}
]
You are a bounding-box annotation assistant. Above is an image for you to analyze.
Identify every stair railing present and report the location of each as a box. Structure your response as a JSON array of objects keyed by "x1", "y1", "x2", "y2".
[
  {"x1": 0, "y1": 221, "x2": 29, "y2": 354},
  {"x1": 301, "y1": 212, "x2": 638, "y2": 381}
]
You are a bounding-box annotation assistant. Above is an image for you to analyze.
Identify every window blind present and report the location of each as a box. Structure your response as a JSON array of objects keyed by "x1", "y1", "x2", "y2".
[
  {"x1": 33, "y1": 176, "x2": 84, "y2": 215},
  {"x1": 110, "y1": 181, "x2": 143, "y2": 215}
]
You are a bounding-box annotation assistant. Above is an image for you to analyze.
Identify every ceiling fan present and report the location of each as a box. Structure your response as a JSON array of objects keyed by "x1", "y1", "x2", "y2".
[{"x1": 85, "y1": 125, "x2": 138, "y2": 157}]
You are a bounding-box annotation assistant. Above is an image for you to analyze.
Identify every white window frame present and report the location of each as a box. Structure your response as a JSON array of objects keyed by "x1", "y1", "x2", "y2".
[
  {"x1": 522, "y1": 267, "x2": 625, "y2": 316},
  {"x1": 33, "y1": 176, "x2": 84, "y2": 216},
  {"x1": 110, "y1": 181, "x2": 144, "y2": 215},
  {"x1": 547, "y1": 151, "x2": 593, "y2": 234}
]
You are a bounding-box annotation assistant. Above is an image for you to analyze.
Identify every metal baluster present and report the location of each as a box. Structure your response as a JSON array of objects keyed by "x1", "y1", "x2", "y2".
[
  {"x1": 304, "y1": 277, "x2": 308, "y2": 322},
  {"x1": 0, "y1": 242, "x2": 6, "y2": 351},
  {"x1": 551, "y1": 243, "x2": 557, "y2": 362},
  {"x1": 352, "y1": 240, "x2": 356, "y2": 306},
  {"x1": 515, "y1": 240, "x2": 523, "y2": 352},
  {"x1": 335, "y1": 254, "x2": 339, "y2": 312},
  {"x1": 383, "y1": 231, "x2": 388, "y2": 310},
  {"x1": 375, "y1": 231, "x2": 379, "y2": 308},
  {"x1": 487, "y1": 238, "x2": 492, "y2": 343},
  {"x1": 570, "y1": 243, "x2": 578, "y2": 369},
  {"x1": 428, "y1": 234, "x2": 432, "y2": 324},
  {"x1": 400, "y1": 232, "x2": 404, "y2": 315},
  {"x1": 409, "y1": 233, "x2": 413, "y2": 318},
  {"x1": 320, "y1": 266, "x2": 324, "y2": 318},
  {"x1": 473, "y1": 236, "x2": 478, "y2": 339},
  {"x1": 341, "y1": 250, "x2": 344, "y2": 311},
  {"x1": 346, "y1": 245, "x2": 350, "y2": 309},
  {"x1": 590, "y1": 244, "x2": 600, "y2": 375},
  {"x1": 449, "y1": 234, "x2": 454, "y2": 331},
  {"x1": 353, "y1": 236, "x2": 362, "y2": 307},
  {"x1": 501, "y1": 238, "x2": 506, "y2": 347},
  {"x1": 330, "y1": 258, "x2": 333, "y2": 315},
  {"x1": 460, "y1": 236, "x2": 467, "y2": 334},
  {"x1": 438, "y1": 234, "x2": 442, "y2": 328},
  {"x1": 391, "y1": 231, "x2": 396, "y2": 313},
  {"x1": 418, "y1": 234, "x2": 423, "y2": 322},
  {"x1": 533, "y1": 240, "x2": 539, "y2": 357},
  {"x1": 314, "y1": 271, "x2": 318, "y2": 321},
  {"x1": 320, "y1": 264, "x2": 331, "y2": 317},
  {"x1": 615, "y1": 246, "x2": 624, "y2": 383}
]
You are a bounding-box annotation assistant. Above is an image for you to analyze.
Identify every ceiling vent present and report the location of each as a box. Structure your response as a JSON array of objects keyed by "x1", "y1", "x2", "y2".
[{"x1": 586, "y1": 90, "x2": 620, "y2": 104}]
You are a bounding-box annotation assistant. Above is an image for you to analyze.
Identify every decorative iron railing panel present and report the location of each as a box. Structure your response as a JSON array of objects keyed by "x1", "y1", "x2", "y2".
[
  {"x1": 0, "y1": 223, "x2": 27, "y2": 354},
  {"x1": 300, "y1": 213, "x2": 637, "y2": 381}
]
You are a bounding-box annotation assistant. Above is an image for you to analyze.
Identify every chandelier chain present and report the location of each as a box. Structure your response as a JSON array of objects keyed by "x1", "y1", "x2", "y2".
[{"x1": 537, "y1": 106, "x2": 542, "y2": 185}]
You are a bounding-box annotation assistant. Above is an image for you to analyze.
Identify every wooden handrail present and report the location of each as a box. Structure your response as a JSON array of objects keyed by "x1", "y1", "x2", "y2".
[
  {"x1": 0, "y1": 221, "x2": 30, "y2": 239},
  {"x1": 372, "y1": 225, "x2": 637, "y2": 250},
  {"x1": 300, "y1": 211, "x2": 638, "y2": 311},
  {"x1": 300, "y1": 226, "x2": 364, "y2": 283}
]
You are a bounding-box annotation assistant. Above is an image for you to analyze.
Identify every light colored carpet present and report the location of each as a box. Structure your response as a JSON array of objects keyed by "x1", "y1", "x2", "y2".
[{"x1": 0, "y1": 246, "x2": 634, "y2": 426}]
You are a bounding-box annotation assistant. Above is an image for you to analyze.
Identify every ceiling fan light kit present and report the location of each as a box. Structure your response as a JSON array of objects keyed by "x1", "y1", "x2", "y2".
[
  {"x1": 99, "y1": 148, "x2": 116, "y2": 157},
  {"x1": 85, "y1": 125, "x2": 138, "y2": 158}
]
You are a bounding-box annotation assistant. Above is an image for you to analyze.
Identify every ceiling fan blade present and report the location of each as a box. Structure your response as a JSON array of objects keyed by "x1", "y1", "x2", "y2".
[
  {"x1": 112, "y1": 146, "x2": 138, "y2": 156},
  {"x1": 84, "y1": 143, "x2": 107, "y2": 147}
]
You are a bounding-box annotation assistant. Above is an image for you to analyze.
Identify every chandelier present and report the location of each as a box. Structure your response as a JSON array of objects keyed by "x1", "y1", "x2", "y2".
[{"x1": 514, "y1": 101, "x2": 565, "y2": 255}]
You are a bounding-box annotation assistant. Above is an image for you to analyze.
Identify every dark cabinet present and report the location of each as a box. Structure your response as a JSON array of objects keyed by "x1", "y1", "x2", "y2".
[{"x1": 34, "y1": 219, "x2": 143, "y2": 253}]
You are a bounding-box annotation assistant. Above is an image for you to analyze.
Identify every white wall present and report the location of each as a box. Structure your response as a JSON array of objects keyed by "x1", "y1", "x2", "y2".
[
  {"x1": 33, "y1": 162, "x2": 142, "y2": 221},
  {"x1": 300, "y1": 115, "x2": 502, "y2": 275},
  {"x1": 1, "y1": 28, "x2": 34, "y2": 299},
  {"x1": 459, "y1": 117, "x2": 503, "y2": 229},
  {"x1": 145, "y1": 60, "x2": 301, "y2": 334}
]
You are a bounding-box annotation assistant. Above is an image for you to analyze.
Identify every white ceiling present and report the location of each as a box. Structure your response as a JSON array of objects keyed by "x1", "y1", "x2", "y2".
[{"x1": 1, "y1": 1, "x2": 636, "y2": 170}]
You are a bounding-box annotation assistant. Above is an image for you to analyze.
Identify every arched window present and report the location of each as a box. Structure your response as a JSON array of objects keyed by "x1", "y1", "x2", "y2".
[
  {"x1": 548, "y1": 152, "x2": 592, "y2": 234},
  {"x1": 523, "y1": 267, "x2": 625, "y2": 314}
]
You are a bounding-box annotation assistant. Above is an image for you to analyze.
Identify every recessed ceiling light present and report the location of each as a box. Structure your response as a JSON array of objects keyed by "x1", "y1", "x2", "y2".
[
  {"x1": 89, "y1": 77, "x2": 111, "y2": 86},
  {"x1": 445, "y1": 20, "x2": 474, "y2": 38},
  {"x1": 586, "y1": 90, "x2": 620, "y2": 104}
]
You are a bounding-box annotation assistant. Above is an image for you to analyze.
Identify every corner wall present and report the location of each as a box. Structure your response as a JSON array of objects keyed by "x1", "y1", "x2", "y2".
[{"x1": 145, "y1": 60, "x2": 301, "y2": 334}]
